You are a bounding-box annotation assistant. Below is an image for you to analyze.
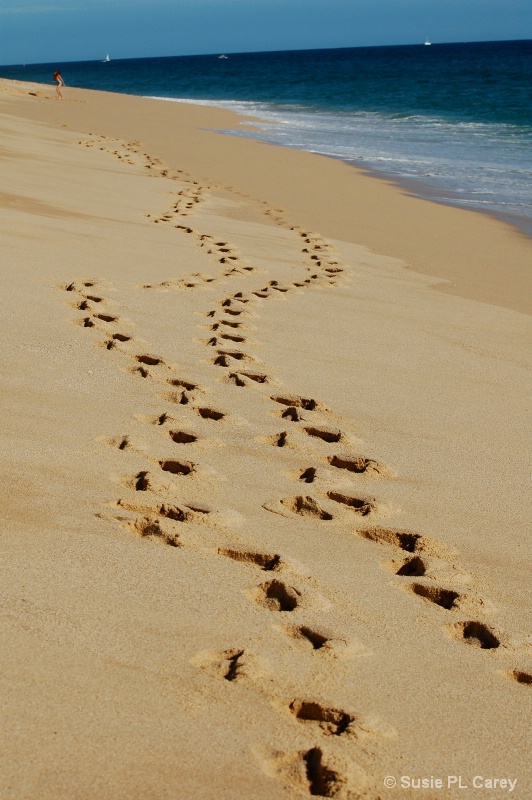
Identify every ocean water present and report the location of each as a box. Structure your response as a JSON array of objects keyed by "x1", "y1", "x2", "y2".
[{"x1": 2, "y1": 41, "x2": 532, "y2": 234}]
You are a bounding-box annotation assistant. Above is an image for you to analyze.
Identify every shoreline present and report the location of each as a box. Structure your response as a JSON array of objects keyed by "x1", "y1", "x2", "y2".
[
  {"x1": 202, "y1": 119, "x2": 532, "y2": 315},
  {"x1": 3, "y1": 79, "x2": 532, "y2": 315},
  {"x1": 19, "y1": 81, "x2": 532, "y2": 314},
  {"x1": 154, "y1": 96, "x2": 532, "y2": 244},
  {"x1": 343, "y1": 156, "x2": 532, "y2": 242},
  {"x1": 1, "y1": 78, "x2": 531, "y2": 800}
]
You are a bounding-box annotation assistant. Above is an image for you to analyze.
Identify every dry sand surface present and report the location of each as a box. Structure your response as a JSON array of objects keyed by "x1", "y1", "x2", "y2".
[{"x1": 1, "y1": 79, "x2": 531, "y2": 800}]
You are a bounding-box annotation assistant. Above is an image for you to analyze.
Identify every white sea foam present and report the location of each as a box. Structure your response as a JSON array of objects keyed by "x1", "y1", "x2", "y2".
[{"x1": 149, "y1": 95, "x2": 532, "y2": 231}]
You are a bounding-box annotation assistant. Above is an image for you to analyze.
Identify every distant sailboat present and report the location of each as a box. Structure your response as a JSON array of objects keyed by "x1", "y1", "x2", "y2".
[
  {"x1": 218, "y1": 54, "x2": 228, "y2": 59},
  {"x1": 424, "y1": 38, "x2": 432, "y2": 46},
  {"x1": 102, "y1": 54, "x2": 110, "y2": 62}
]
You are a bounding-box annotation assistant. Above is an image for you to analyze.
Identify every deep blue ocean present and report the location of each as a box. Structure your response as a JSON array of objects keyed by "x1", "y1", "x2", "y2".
[{"x1": 2, "y1": 40, "x2": 532, "y2": 233}]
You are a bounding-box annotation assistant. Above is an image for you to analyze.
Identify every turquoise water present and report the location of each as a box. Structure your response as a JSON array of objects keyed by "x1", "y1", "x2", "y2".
[{"x1": 2, "y1": 40, "x2": 532, "y2": 232}]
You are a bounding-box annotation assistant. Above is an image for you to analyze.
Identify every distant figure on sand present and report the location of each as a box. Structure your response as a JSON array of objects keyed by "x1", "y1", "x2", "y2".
[{"x1": 53, "y1": 70, "x2": 64, "y2": 99}]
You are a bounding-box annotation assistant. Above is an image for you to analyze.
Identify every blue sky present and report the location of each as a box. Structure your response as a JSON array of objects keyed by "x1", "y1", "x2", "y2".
[{"x1": 0, "y1": 0, "x2": 530, "y2": 65}]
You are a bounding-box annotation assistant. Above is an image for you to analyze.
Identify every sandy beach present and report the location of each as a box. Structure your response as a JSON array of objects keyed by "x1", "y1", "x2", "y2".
[{"x1": 1, "y1": 78, "x2": 531, "y2": 800}]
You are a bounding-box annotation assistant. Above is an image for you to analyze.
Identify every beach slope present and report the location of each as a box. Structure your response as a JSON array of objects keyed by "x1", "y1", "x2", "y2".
[{"x1": 1, "y1": 80, "x2": 531, "y2": 800}]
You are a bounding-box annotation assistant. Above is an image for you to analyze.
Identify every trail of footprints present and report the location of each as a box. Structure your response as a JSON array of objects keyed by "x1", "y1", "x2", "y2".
[{"x1": 60, "y1": 138, "x2": 531, "y2": 798}]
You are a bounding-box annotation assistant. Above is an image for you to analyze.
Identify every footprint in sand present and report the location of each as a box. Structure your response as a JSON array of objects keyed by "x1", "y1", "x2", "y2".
[
  {"x1": 106, "y1": 435, "x2": 132, "y2": 451},
  {"x1": 271, "y1": 394, "x2": 321, "y2": 412},
  {"x1": 326, "y1": 453, "x2": 389, "y2": 476},
  {"x1": 219, "y1": 332, "x2": 247, "y2": 343},
  {"x1": 288, "y1": 700, "x2": 355, "y2": 737},
  {"x1": 402, "y1": 582, "x2": 493, "y2": 619},
  {"x1": 354, "y1": 526, "x2": 448, "y2": 557},
  {"x1": 264, "y1": 431, "x2": 289, "y2": 448},
  {"x1": 227, "y1": 371, "x2": 270, "y2": 387},
  {"x1": 117, "y1": 497, "x2": 213, "y2": 526},
  {"x1": 217, "y1": 319, "x2": 244, "y2": 330},
  {"x1": 158, "y1": 459, "x2": 195, "y2": 476},
  {"x1": 164, "y1": 378, "x2": 202, "y2": 406},
  {"x1": 504, "y1": 669, "x2": 532, "y2": 686},
  {"x1": 194, "y1": 406, "x2": 225, "y2": 421},
  {"x1": 125, "y1": 464, "x2": 196, "y2": 495},
  {"x1": 446, "y1": 620, "x2": 501, "y2": 650},
  {"x1": 218, "y1": 547, "x2": 282, "y2": 572},
  {"x1": 264, "y1": 746, "x2": 367, "y2": 800},
  {"x1": 131, "y1": 365, "x2": 150, "y2": 379},
  {"x1": 126, "y1": 515, "x2": 181, "y2": 547},
  {"x1": 286, "y1": 699, "x2": 395, "y2": 740},
  {"x1": 263, "y1": 495, "x2": 334, "y2": 521},
  {"x1": 136, "y1": 354, "x2": 166, "y2": 367},
  {"x1": 298, "y1": 467, "x2": 317, "y2": 483},
  {"x1": 251, "y1": 579, "x2": 302, "y2": 612},
  {"x1": 357, "y1": 527, "x2": 479, "y2": 593},
  {"x1": 167, "y1": 428, "x2": 199, "y2": 444},
  {"x1": 213, "y1": 349, "x2": 254, "y2": 367},
  {"x1": 279, "y1": 406, "x2": 304, "y2": 422},
  {"x1": 304, "y1": 425, "x2": 343, "y2": 444},
  {"x1": 168, "y1": 378, "x2": 199, "y2": 391},
  {"x1": 326, "y1": 491, "x2": 377, "y2": 516},
  {"x1": 191, "y1": 647, "x2": 268, "y2": 683},
  {"x1": 406, "y1": 583, "x2": 462, "y2": 610},
  {"x1": 94, "y1": 313, "x2": 119, "y2": 324},
  {"x1": 281, "y1": 624, "x2": 363, "y2": 659}
]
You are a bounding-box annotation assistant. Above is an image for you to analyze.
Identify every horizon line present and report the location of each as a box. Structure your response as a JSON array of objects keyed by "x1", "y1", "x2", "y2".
[{"x1": 1, "y1": 36, "x2": 531, "y2": 69}]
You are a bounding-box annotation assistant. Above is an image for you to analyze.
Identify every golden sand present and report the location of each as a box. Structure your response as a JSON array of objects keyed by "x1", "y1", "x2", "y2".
[{"x1": 1, "y1": 79, "x2": 531, "y2": 800}]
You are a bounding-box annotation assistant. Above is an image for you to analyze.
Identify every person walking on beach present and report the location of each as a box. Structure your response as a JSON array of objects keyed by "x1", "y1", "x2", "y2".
[{"x1": 53, "y1": 70, "x2": 64, "y2": 99}]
